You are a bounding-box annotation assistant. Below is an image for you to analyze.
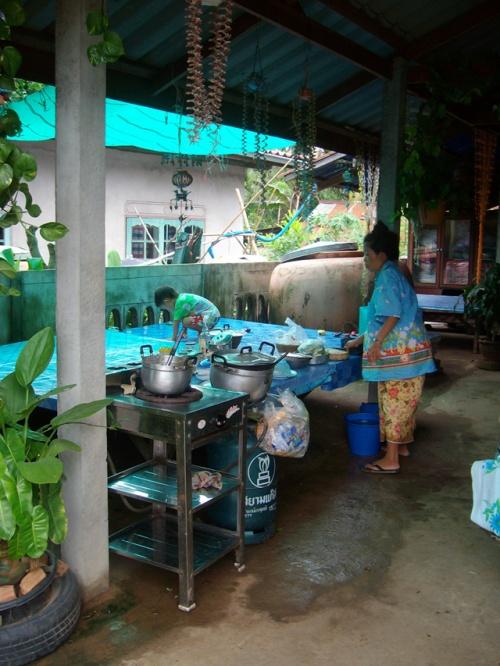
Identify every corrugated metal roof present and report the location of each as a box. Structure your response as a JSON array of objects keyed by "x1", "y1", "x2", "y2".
[{"x1": 14, "y1": 0, "x2": 500, "y2": 153}]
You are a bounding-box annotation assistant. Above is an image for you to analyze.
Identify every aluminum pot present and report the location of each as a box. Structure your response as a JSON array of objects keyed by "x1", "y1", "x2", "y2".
[
  {"x1": 210, "y1": 342, "x2": 286, "y2": 403},
  {"x1": 139, "y1": 345, "x2": 196, "y2": 395}
]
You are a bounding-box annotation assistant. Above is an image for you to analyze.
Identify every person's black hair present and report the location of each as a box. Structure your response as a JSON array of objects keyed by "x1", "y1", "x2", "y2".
[
  {"x1": 154, "y1": 286, "x2": 179, "y2": 307},
  {"x1": 364, "y1": 221, "x2": 399, "y2": 261}
]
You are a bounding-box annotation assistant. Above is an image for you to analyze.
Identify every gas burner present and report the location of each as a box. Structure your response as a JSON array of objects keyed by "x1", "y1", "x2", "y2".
[{"x1": 135, "y1": 387, "x2": 203, "y2": 405}]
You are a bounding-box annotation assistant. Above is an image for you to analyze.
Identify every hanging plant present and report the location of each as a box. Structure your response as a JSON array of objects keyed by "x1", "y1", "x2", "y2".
[
  {"x1": 242, "y1": 48, "x2": 269, "y2": 207},
  {"x1": 355, "y1": 141, "x2": 379, "y2": 226},
  {"x1": 292, "y1": 86, "x2": 317, "y2": 216},
  {"x1": 0, "y1": 1, "x2": 69, "y2": 282},
  {"x1": 86, "y1": 10, "x2": 125, "y2": 66},
  {"x1": 185, "y1": 0, "x2": 233, "y2": 140}
]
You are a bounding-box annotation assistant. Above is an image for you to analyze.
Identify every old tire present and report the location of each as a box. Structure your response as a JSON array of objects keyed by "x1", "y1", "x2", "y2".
[{"x1": 0, "y1": 570, "x2": 81, "y2": 666}]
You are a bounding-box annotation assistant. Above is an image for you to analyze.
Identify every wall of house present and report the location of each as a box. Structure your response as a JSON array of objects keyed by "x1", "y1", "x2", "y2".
[{"x1": 9, "y1": 141, "x2": 247, "y2": 263}]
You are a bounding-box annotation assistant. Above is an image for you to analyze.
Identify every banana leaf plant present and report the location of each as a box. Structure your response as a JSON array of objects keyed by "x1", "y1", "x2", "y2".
[{"x1": 0, "y1": 327, "x2": 111, "y2": 562}]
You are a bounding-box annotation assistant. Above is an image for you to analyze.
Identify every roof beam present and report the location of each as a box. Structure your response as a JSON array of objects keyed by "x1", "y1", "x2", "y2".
[
  {"x1": 316, "y1": 0, "x2": 407, "y2": 52},
  {"x1": 408, "y1": 0, "x2": 500, "y2": 59},
  {"x1": 316, "y1": 70, "x2": 376, "y2": 113},
  {"x1": 233, "y1": 0, "x2": 391, "y2": 78},
  {"x1": 151, "y1": 13, "x2": 260, "y2": 97}
]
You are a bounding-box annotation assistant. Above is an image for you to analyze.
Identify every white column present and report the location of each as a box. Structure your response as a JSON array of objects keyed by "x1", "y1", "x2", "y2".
[
  {"x1": 376, "y1": 57, "x2": 408, "y2": 234},
  {"x1": 55, "y1": 0, "x2": 108, "y2": 599}
]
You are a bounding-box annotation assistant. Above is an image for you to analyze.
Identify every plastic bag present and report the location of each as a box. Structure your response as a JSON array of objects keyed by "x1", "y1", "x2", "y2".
[
  {"x1": 276, "y1": 317, "x2": 309, "y2": 345},
  {"x1": 258, "y1": 389, "x2": 309, "y2": 458},
  {"x1": 298, "y1": 339, "x2": 326, "y2": 356}
]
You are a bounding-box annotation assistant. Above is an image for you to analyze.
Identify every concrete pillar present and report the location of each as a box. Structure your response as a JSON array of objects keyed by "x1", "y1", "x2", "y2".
[
  {"x1": 376, "y1": 57, "x2": 408, "y2": 233},
  {"x1": 55, "y1": 0, "x2": 108, "y2": 599}
]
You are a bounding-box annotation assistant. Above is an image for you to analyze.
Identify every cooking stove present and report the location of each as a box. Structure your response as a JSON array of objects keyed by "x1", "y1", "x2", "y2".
[
  {"x1": 134, "y1": 386, "x2": 203, "y2": 405},
  {"x1": 110, "y1": 385, "x2": 247, "y2": 444}
]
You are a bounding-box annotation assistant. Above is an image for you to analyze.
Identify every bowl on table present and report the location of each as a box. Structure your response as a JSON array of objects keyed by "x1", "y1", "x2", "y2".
[
  {"x1": 284, "y1": 352, "x2": 312, "y2": 369},
  {"x1": 276, "y1": 342, "x2": 299, "y2": 354}
]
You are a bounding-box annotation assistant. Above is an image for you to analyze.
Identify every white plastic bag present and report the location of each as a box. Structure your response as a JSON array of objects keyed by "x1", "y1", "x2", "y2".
[
  {"x1": 258, "y1": 389, "x2": 309, "y2": 458},
  {"x1": 470, "y1": 453, "x2": 500, "y2": 537},
  {"x1": 277, "y1": 317, "x2": 309, "y2": 345},
  {"x1": 298, "y1": 338, "x2": 326, "y2": 356}
]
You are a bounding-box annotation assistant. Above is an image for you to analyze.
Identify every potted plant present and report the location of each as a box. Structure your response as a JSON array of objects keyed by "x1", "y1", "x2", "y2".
[
  {"x1": 464, "y1": 264, "x2": 500, "y2": 370},
  {"x1": 399, "y1": 99, "x2": 456, "y2": 230},
  {"x1": 0, "y1": 326, "x2": 111, "y2": 664}
]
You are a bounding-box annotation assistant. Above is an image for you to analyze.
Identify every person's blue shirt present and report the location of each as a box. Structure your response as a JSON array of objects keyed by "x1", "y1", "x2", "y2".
[{"x1": 362, "y1": 261, "x2": 436, "y2": 381}]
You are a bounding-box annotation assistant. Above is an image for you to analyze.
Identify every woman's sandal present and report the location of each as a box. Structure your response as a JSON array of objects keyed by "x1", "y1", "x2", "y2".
[{"x1": 362, "y1": 464, "x2": 400, "y2": 475}]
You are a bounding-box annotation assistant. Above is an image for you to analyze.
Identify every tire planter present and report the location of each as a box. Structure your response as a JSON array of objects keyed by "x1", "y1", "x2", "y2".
[{"x1": 0, "y1": 555, "x2": 81, "y2": 666}]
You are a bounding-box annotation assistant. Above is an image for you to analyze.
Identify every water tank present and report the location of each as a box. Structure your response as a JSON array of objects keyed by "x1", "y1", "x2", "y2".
[{"x1": 269, "y1": 253, "x2": 364, "y2": 331}]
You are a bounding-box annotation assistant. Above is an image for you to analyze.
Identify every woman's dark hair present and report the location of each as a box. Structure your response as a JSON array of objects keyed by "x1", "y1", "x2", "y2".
[
  {"x1": 364, "y1": 221, "x2": 399, "y2": 261},
  {"x1": 154, "y1": 286, "x2": 179, "y2": 307}
]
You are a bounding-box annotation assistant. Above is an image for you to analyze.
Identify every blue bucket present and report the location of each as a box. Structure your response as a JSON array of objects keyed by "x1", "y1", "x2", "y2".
[
  {"x1": 344, "y1": 412, "x2": 380, "y2": 456},
  {"x1": 360, "y1": 402, "x2": 379, "y2": 415}
]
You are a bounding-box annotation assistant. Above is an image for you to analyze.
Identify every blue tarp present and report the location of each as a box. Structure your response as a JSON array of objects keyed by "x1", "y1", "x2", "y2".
[{"x1": 10, "y1": 85, "x2": 293, "y2": 156}]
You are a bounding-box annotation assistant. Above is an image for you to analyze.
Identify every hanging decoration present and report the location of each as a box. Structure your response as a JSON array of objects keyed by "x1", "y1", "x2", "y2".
[
  {"x1": 170, "y1": 169, "x2": 195, "y2": 229},
  {"x1": 474, "y1": 129, "x2": 497, "y2": 282},
  {"x1": 356, "y1": 141, "x2": 380, "y2": 227},
  {"x1": 242, "y1": 45, "x2": 270, "y2": 207},
  {"x1": 292, "y1": 85, "x2": 317, "y2": 216},
  {"x1": 185, "y1": 0, "x2": 233, "y2": 140}
]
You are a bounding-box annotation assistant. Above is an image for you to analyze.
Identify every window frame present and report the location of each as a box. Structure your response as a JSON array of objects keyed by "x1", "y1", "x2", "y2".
[{"x1": 125, "y1": 216, "x2": 204, "y2": 262}]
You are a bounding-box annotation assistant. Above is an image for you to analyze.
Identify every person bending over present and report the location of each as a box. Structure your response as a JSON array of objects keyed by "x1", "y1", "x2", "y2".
[{"x1": 154, "y1": 286, "x2": 220, "y2": 340}]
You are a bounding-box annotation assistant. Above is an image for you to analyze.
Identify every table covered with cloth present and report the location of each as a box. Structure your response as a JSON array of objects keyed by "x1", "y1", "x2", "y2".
[{"x1": 0, "y1": 318, "x2": 361, "y2": 408}]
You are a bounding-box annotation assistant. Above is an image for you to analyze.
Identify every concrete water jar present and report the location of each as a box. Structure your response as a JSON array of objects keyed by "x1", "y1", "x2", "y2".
[
  {"x1": 269, "y1": 254, "x2": 364, "y2": 331},
  {"x1": 205, "y1": 429, "x2": 277, "y2": 544}
]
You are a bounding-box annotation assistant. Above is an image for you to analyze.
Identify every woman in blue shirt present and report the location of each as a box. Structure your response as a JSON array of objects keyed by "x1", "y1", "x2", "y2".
[{"x1": 346, "y1": 222, "x2": 435, "y2": 474}]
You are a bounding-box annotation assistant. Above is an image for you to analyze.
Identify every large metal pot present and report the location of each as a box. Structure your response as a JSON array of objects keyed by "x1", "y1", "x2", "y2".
[
  {"x1": 210, "y1": 342, "x2": 286, "y2": 403},
  {"x1": 139, "y1": 345, "x2": 196, "y2": 395}
]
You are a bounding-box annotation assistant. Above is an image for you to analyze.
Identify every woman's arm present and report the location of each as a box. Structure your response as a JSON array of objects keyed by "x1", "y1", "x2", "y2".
[
  {"x1": 345, "y1": 335, "x2": 364, "y2": 350},
  {"x1": 366, "y1": 316, "x2": 399, "y2": 362}
]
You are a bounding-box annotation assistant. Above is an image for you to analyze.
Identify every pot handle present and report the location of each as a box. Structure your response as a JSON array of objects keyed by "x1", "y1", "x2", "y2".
[
  {"x1": 211, "y1": 353, "x2": 228, "y2": 366},
  {"x1": 223, "y1": 323, "x2": 230, "y2": 330},
  {"x1": 239, "y1": 345, "x2": 253, "y2": 354},
  {"x1": 186, "y1": 356, "x2": 198, "y2": 368},
  {"x1": 140, "y1": 344, "x2": 153, "y2": 357},
  {"x1": 272, "y1": 352, "x2": 289, "y2": 365},
  {"x1": 259, "y1": 341, "x2": 275, "y2": 355}
]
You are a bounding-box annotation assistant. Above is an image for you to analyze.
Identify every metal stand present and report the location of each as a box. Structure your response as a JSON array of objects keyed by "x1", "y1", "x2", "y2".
[{"x1": 107, "y1": 389, "x2": 247, "y2": 612}]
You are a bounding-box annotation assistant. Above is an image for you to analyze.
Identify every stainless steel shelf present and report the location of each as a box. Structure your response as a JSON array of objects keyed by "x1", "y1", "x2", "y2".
[
  {"x1": 109, "y1": 515, "x2": 239, "y2": 575},
  {"x1": 108, "y1": 461, "x2": 240, "y2": 511}
]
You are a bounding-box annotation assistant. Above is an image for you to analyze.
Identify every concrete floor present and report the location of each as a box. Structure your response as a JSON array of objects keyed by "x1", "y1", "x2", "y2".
[{"x1": 40, "y1": 336, "x2": 500, "y2": 666}]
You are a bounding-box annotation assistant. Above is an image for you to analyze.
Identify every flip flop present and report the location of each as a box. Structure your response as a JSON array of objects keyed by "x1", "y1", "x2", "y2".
[{"x1": 362, "y1": 464, "x2": 400, "y2": 475}]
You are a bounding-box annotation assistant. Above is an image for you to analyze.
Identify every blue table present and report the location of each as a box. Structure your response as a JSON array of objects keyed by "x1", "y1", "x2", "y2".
[
  {"x1": 416, "y1": 294, "x2": 464, "y2": 314},
  {"x1": 0, "y1": 318, "x2": 361, "y2": 408}
]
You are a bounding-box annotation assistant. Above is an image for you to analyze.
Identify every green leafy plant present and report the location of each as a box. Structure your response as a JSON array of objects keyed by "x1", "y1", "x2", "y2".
[
  {"x1": 464, "y1": 264, "x2": 500, "y2": 342},
  {"x1": 86, "y1": 10, "x2": 125, "y2": 66},
  {"x1": 399, "y1": 99, "x2": 455, "y2": 227},
  {"x1": 0, "y1": 327, "x2": 111, "y2": 560},
  {"x1": 0, "y1": 1, "x2": 69, "y2": 280}
]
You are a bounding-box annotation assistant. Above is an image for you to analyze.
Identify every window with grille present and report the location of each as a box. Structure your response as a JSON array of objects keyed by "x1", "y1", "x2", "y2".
[{"x1": 125, "y1": 217, "x2": 204, "y2": 262}]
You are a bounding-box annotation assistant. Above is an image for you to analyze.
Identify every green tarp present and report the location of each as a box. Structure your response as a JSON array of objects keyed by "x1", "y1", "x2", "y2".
[{"x1": 10, "y1": 85, "x2": 293, "y2": 155}]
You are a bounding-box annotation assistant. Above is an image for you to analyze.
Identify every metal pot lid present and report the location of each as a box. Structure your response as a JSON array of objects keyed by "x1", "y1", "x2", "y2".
[{"x1": 212, "y1": 344, "x2": 277, "y2": 370}]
